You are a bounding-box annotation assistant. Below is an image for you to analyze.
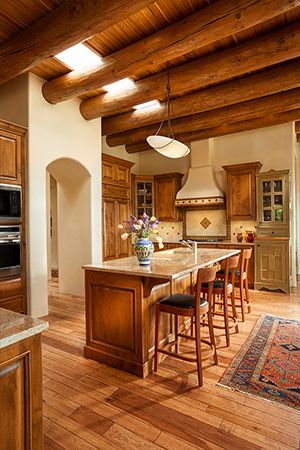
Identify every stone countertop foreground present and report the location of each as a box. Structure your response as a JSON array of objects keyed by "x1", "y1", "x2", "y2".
[
  {"x1": 83, "y1": 247, "x2": 240, "y2": 280},
  {"x1": 0, "y1": 308, "x2": 48, "y2": 349}
]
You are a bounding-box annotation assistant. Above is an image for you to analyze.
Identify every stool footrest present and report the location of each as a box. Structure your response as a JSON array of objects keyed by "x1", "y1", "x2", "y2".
[{"x1": 157, "y1": 348, "x2": 197, "y2": 363}]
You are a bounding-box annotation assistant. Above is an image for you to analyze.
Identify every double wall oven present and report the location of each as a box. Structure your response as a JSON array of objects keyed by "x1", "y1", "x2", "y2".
[{"x1": 0, "y1": 184, "x2": 22, "y2": 278}]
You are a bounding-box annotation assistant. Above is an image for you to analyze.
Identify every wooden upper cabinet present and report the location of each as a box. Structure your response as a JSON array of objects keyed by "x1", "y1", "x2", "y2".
[
  {"x1": 154, "y1": 172, "x2": 183, "y2": 221},
  {"x1": 256, "y1": 169, "x2": 290, "y2": 236},
  {"x1": 222, "y1": 162, "x2": 262, "y2": 220},
  {"x1": 0, "y1": 121, "x2": 25, "y2": 185},
  {"x1": 102, "y1": 153, "x2": 132, "y2": 187},
  {"x1": 102, "y1": 154, "x2": 134, "y2": 261}
]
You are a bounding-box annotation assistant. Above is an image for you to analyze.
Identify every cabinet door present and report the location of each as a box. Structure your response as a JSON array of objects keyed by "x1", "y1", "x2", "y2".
[
  {"x1": 0, "y1": 130, "x2": 22, "y2": 184},
  {"x1": 117, "y1": 199, "x2": 131, "y2": 259},
  {"x1": 103, "y1": 198, "x2": 118, "y2": 261},
  {"x1": 226, "y1": 172, "x2": 255, "y2": 219},
  {"x1": 103, "y1": 198, "x2": 131, "y2": 261},
  {"x1": 255, "y1": 241, "x2": 288, "y2": 285},
  {"x1": 154, "y1": 173, "x2": 183, "y2": 221},
  {"x1": 256, "y1": 172, "x2": 289, "y2": 236},
  {"x1": 0, "y1": 354, "x2": 29, "y2": 449}
]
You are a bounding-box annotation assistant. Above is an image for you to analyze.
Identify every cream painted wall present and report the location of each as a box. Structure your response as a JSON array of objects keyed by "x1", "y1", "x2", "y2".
[
  {"x1": 102, "y1": 139, "x2": 140, "y2": 173},
  {"x1": 54, "y1": 163, "x2": 91, "y2": 296},
  {"x1": 50, "y1": 175, "x2": 58, "y2": 271},
  {"x1": 27, "y1": 73, "x2": 101, "y2": 317}
]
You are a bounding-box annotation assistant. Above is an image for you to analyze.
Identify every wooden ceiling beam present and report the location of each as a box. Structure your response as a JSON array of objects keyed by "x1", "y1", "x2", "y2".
[
  {"x1": 126, "y1": 109, "x2": 300, "y2": 154},
  {"x1": 0, "y1": 0, "x2": 154, "y2": 86},
  {"x1": 107, "y1": 87, "x2": 300, "y2": 147},
  {"x1": 81, "y1": 21, "x2": 300, "y2": 120},
  {"x1": 103, "y1": 59, "x2": 300, "y2": 135},
  {"x1": 41, "y1": 0, "x2": 299, "y2": 104}
]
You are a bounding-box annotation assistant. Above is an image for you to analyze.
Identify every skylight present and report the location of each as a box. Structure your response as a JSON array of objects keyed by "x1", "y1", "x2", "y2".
[
  {"x1": 103, "y1": 78, "x2": 135, "y2": 93},
  {"x1": 55, "y1": 43, "x2": 102, "y2": 70},
  {"x1": 133, "y1": 100, "x2": 160, "y2": 110}
]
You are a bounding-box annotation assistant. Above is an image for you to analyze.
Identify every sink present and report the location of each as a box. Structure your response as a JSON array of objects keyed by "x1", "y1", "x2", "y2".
[{"x1": 171, "y1": 247, "x2": 193, "y2": 254}]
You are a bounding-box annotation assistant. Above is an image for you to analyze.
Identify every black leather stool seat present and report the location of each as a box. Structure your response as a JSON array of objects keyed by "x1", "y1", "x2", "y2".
[
  {"x1": 202, "y1": 280, "x2": 232, "y2": 290},
  {"x1": 159, "y1": 293, "x2": 207, "y2": 309},
  {"x1": 217, "y1": 269, "x2": 240, "y2": 277}
]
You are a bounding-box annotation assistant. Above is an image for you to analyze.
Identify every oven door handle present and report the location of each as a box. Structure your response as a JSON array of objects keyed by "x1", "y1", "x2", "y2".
[{"x1": 0, "y1": 238, "x2": 21, "y2": 243}]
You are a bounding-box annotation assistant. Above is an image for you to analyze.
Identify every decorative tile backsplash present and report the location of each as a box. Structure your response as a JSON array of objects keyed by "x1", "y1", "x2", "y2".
[
  {"x1": 230, "y1": 220, "x2": 257, "y2": 242},
  {"x1": 185, "y1": 209, "x2": 228, "y2": 239},
  {"x1": 158, "y1": 222, "x2": 183, "y2": 242},
  {"x1": 157, "y1": 217, "x2": 257, "y2": 243}
]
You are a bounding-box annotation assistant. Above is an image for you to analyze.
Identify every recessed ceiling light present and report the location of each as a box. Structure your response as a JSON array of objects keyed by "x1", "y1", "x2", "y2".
[
  {"x1": 103, "y1": 78, "x2": 135, "y2": 93},
  {"x1": 133, "y1": 100, "x2": 160, "y2": 110},
  {"x1": 55, "y1": 43, "x2": 102, "y2": 70}
]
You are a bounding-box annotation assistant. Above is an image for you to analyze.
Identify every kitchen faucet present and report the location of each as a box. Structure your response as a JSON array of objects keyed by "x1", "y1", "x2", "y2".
[{"x1": 180, "y1": 240, "x2": 198, "y2": 259}]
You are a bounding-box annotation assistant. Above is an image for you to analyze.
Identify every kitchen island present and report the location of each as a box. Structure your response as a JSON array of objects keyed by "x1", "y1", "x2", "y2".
[{"x1": 83, "y1": 247, "x2": 239, "y2": 377}]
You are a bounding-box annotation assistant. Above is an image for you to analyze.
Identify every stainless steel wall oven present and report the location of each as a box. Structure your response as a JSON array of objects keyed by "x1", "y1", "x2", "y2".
[
  {"x1": 0, "y1": 225, "x2": 22, "y2": 278},
  {"x1": 0, "y1": 184, "x2": 22, "y2": 222}
]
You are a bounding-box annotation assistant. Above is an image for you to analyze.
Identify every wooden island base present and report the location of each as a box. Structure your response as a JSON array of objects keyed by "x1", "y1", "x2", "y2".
[
  {"x1": 84, "y1": 248, "x2": 239, "y2": 377},
  {"x1": 84, "y1": 270, "x2": 192, "y2": 377}
]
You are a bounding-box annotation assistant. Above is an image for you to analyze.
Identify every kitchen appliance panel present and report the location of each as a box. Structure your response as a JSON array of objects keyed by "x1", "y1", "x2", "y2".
[{"x1": 0, "y1": 184, "x2": 22, "y2": 222}]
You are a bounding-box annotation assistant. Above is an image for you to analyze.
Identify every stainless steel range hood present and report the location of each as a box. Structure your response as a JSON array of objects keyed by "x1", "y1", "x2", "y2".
[{"x1": 175, "y1": 141, "x2": 225, "y2": 207}]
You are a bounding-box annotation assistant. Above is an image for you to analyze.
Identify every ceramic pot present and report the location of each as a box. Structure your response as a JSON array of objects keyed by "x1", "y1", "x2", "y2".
[
  {"x1": 134, "y1": 238, "x2": 154, "y2": 266},
  {"x1": 236, "y1": 232, "x2": 243, "y2": 243}
]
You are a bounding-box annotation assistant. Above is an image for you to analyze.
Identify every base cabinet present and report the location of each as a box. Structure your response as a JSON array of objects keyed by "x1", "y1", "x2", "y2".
[
  {"x1": 255, "y1": 239, "x2": 290, "y2": 293},
  {"x1": 0, "y1": 334, "x2": 43, "y2": 449}
]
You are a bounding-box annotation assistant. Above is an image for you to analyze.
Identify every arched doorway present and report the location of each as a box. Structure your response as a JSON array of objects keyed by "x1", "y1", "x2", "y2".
[{"x1": 46, "y1": 158, "x2": 91, "y2": 297}]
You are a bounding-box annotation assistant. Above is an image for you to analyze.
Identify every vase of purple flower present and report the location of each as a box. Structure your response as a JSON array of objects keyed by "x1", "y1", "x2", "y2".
[
  {"x1": 118, "y1": 212, "x2": 163, "y2": 266},
  {"x1": 134, "y1": 238, "x2": 154, "y2": 266}
]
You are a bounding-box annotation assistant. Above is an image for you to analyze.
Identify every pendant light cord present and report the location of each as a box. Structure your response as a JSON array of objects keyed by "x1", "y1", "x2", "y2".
[{"x1": 154, "y1": 63, "x2": 175, "y2": 142}]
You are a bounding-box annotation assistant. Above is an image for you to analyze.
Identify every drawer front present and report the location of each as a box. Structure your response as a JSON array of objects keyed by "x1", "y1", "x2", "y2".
[
  {"x1": 0, "y1": 278, "x2": 22, "y2": 299},
  {"x1": 102, "y1": 184, "x2": 129, "y2": 199}
]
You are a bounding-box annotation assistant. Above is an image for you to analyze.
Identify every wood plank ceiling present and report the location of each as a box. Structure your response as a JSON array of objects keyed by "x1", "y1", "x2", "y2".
[{"x1": 1, "y1": 0, "x2": 300, "y2": 153}]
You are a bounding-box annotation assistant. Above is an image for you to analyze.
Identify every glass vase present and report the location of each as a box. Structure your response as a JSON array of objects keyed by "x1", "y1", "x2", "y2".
[{"x1": 134, "y1": 238, "x2": 154, "y2": 266}]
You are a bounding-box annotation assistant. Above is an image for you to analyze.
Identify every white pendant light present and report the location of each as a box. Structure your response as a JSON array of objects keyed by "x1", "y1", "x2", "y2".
[
  {"x1": 146, "y1": 65, "x2": 190, "y2": 159},
  {"x1": 146, "y1": 136, "x2": 190, "y2": 158}
]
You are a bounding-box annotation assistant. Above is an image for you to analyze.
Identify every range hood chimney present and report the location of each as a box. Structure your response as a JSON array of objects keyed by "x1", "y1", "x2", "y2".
[{"x1": 175, "y1": 140, "x2": 225, "y2": 207}]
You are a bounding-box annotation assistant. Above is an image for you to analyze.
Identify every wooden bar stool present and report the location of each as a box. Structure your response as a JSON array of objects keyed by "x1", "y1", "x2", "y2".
[
  {"x1": 217, "y1": 248, "x2": 252, "y2": 321},
  {"x1": 154, "y1": 266, "x2": 218, "y2": 387},
  {"x1": 201, "y1": 254, "x2": 240, "y2": 347}
]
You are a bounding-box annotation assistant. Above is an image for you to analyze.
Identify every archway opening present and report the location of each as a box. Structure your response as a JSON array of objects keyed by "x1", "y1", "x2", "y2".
[{"x1": 46, "y1": 157, "x2": 91, "y2": 297}]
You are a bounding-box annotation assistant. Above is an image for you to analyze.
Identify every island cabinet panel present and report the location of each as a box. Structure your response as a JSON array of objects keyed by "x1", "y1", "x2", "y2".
[
  {"x1": 154, "y1": 172, "x2": 183, "y2": 221},
  {"x1": 0, "y1": 129, "x2": 22, "y2": 184},
  {"x1": 222, "y1": 161, "x2": 262, "y2": 220},
  {"x1": 84, "y1": 269, "x2": 193, "y2": 377},
  {"x1": 0, "y1": 334, "x2": 43, "y2": 450}
]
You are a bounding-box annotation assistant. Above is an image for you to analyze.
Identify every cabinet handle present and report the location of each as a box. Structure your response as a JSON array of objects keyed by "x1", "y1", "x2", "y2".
[
  {"x1": 0, "y1": 361, "x2": 20, "y2": 378},
  {"x1": 257, "y1": 244, "x2": 260, "y2": 247}
]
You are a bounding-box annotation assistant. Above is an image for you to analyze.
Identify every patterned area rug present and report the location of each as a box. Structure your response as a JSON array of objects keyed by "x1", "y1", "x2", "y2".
[{"x1": 219, "y1": 314, "x2": 300, "y2": 410}]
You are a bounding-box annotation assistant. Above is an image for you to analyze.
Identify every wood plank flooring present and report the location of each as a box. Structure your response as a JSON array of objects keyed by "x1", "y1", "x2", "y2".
[{"x1": 42, "y1": 281, "x2": 300, "y2": 449}]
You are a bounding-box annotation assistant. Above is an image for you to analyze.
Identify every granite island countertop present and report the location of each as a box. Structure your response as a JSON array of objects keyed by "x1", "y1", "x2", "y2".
[
  {"x1": 0, "y1": 308, "x2": 48, "y2": 349},
  {"x1": 83, "y1": 247, "x2": 240, "y2": 280}
]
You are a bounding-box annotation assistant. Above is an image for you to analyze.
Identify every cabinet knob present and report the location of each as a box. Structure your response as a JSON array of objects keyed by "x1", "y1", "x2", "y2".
[{"x1": 257, "y1": 244, "x2": 260, "y2": 247}]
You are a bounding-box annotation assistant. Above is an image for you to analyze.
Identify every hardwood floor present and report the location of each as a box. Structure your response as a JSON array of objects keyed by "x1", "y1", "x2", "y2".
[{"x1": 42, "y1": 281, "x2": 300, "y2": 449}]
